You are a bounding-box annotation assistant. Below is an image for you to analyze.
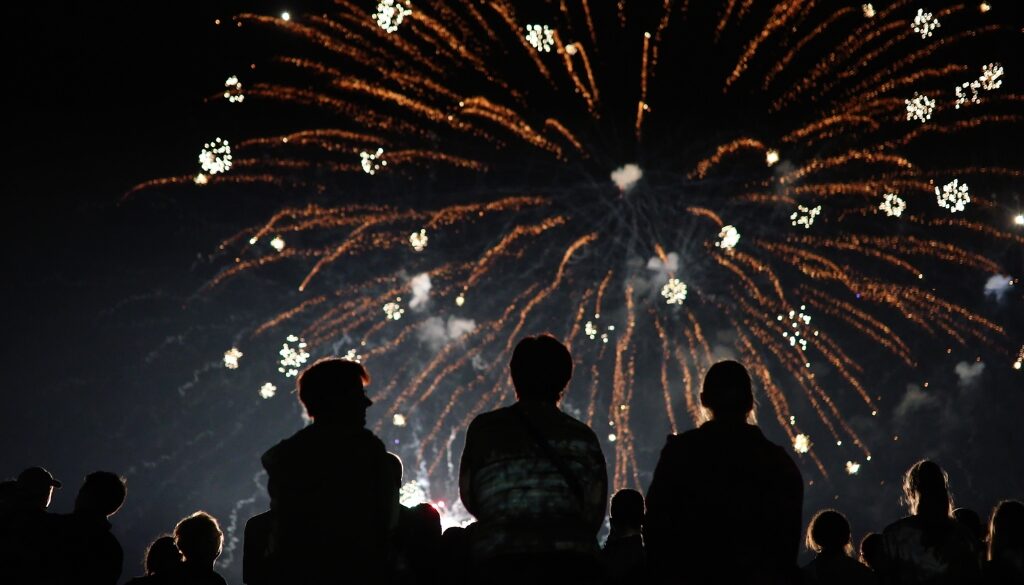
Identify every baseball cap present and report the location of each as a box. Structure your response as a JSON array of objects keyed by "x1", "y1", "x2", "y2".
[{"x1": 17, "y1": 467, "x2": 62, "y2": 489}]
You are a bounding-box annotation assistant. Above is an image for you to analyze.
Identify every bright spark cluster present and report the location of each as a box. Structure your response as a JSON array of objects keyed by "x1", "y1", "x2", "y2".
[
  {"x1": 1014, "y1": 346, "x2": 1023, "y2": 370},
  {"x1": 278, "y1": 335, "x2": 310, "y2": 377},
  {"x1": 259, "y1": 382, "x2": 277, "y2": 399},
  {"x1": 765, "y1": 149, "x2": 780, "y2": 166},
  {"x1": 778, "y1": 305, "x2": 817, "y2": 352},
  {"x1": 374, "y1": 0, "x2": 412, "y2": 34},
  {"x1": 794, "y1": 434, "x2": 811, "y2": 454},
  {"x1": 956, "y1": 63, "x2": 1005, "y2": 108},
  {"x1": 343, "y1": 348, "x2": 363, "y2": 363},
  {"x1": 905, "y1": 93, "x2": 936, "y2": 123},
  {"x1": 790, "y1": 205, "x2": 822, "y2": 229},
  {"x1": 912, "y1": 9, "x2": 940, "y2": 39},
  {"x1": 661, "y1": 278, "x2": 688, "y2": 305},
  {"x1": 716, "y1": 225, "x2": 741, "y2": 249},
  {"x1": 979, "y1": 63, "x2": 1004, "y2": 91},
  {"x1": 392, "y1": 413, "x2": 407, "y2": 427},
  {"x1": 861, "y1": 4, "x2": 875, "y2": 18},
  {"x1": 223, "y1": 75, "x2": 244, "y2": 103},
  {"x1": 846, "y1": 461, "x2": 861, "y2": 475},
  {"x1": 409, "y1": 229, "x2": 428, "y2": 252},
  {"x1": 223, "y1": 347, "x2": 243, "y2": 369},
  {"x1": 270, "y1": 236, "x2": 286, "y2": 252},
  {"x1": 1015, "y1": 214, "x2": 1024, "y2": 227},
  {"x1": 525, "y1": 24, "x2": 555, "y2": 53},
  {"x1": 360, "y1": 147, "x2": 386, "y2": 175},
  {"x1": 936, "y1": 180, "x2": 970, "y2": 213},
  {"x1": 199, "y1": 138, "x2": 233, "y2": 175},
  {"x1": 399, "y1": 480, "x2": 428, "y2": 507},
  {"x1": 880, "y1": 193, "x2": 907, "y2": 218},
  {"x1": 383, "y1": 298, "x2": 405, "y2": 320},
  {"x1": 584, "y1": 317, "x2": 615, "y2": 343}
]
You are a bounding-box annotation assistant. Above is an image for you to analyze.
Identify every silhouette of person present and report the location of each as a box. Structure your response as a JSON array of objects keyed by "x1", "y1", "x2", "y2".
[
  {"x1": 956, "y1": 508, "x2": 989, "y2": 566},
  {"x1": 878, "y1": 460, "x2": 981, "y2": 584},
  {"x1": 441, "y1": 526, "x2": 471, "y2": 585},
  {"x1": 645, "y1": 360, "x2": 804, "y2": 585},
  {"x1": 173, "y1": 511, "x2": 227, "y2": 585},
  {"x1": 602, "y1": 488, "x2": 647, "y2": 585},
  {"x1": 242, "y1": 510, "x2": 274, "y2": 585},
  {"x1": 49, "y1": 471, "x2": 128, "y2": 585},
  {"x1": 802, "y1": 509, "x2": 878, "y2": 585},
  {"x1": 125, "y1": 535, "x2": 183, "y2": 585},
  {"x1": 861, "y1": 533, "x2": 884, "y2": 574},
  {"x1": 0, "y1": 467, "x2": 62, "y2": 584},
  {"x1": 984, "y1": 500, "x2": 1024, "y2": 584},
  {"x1": 459, "y1": 334, "x2": 608, "y2": 584},
  {"x1": 261, "y1": 357, "x2": 397, "y2": 584}
]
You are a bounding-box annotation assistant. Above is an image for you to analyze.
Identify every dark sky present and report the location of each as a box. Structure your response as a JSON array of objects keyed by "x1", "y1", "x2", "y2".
[{"x1": 3, "y1": 2, "x2": 1024, "y2": 583}]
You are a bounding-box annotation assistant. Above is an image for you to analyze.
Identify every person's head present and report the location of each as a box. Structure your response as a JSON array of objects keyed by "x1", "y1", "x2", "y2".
[
  {"x1": 144, "y1": 535, "x2": 183, "y2": 576},
  {"x1": 700, "y1": 360, "x2": 754, "y2": 422},
  {"x1": 953, "y1": 507, "x2": 986, "y2": 543},
  {"x1": 806, "y1": 509, "x2": 853, "y2": 556},
  {"x1": 409, "y1": 503, "x2": 442, "y2": 543},
  {"x1": 16, "y1": 467, "x2": 61, "y2": 511},
  {"x1": 860, "y1": 532, "x2": 883, "y2": 570},
  {"x1": 386, "y1": 452, "x2": 404, "y2": 490},
  {"x1": 902, "y1": 459, "x2": 952, "y2": 519},
  {"x1": 74, "y1": 471, "x2": 126, "y2": 518},
  {"x1": 609, "y1": 489, "x2": 645, "y2": 532},
  {"x1": 174, "y1": 511, "x2": 224, "y2": 567},
  {"x1": 297, "y1": 357, "x2": 371, "y2": 424},
  {"x1": 509, "y1": 334, "x2": 573, "y2": 403},
  {"x1": 988, "y1": 500, "x2": 1024, "y2": 563}
]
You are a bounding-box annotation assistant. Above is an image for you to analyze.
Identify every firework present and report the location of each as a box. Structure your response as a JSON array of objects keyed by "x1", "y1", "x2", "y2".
[
  {"x1": 845, "y1": 461, "x2": 861, "y2": 475},
  {"x1": 224, "y1": 76, "x2": 244, "y2": 103},
  {"x1": 139, "y1": 1, "x2": 1023, "y2": 491},
  {"x1": 259, "y1": 382, "x2": 277, "y2": 399},
  {"x1": 269, "y1": 236, "x2": 286, "y2": 252},
  {"x1": 277, "y1": 335, "x2": 309, "y2": 377},
  {"x1": 794, "y1": 434, "x2": 811, "y2": 454},
  {"x1": 198, "y1": 138, "x2": 232, "y2": 175},
  {"x1": 223, "y1": 347, "x2": 243, "y2": 369}
]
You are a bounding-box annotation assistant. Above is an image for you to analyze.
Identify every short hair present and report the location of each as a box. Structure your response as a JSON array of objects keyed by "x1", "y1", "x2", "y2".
[
  {"x1": 903, "y1": 459, "x2": 952, "y2": 518},
  {"x1": 509, "y1": 334, "x2": 573, "y2": 402},
  {"x1": 700, "y1": 361, "x2": 753, "y2": 418},
  {"x1": 174, "y1": 511, "x2": 224, "y2": 564},
  {"x1": 859, "y1": 532, "x2": 883, "y2": 569},
  {"x1": 386, "y1": 452, "x2": 404, "y2": 489},
  {"x1": 144, "y1": 535, "x2": 182, "y2": 575},
  {"x1": 77, "y1": 471, "x2": 127, "y2": 517},
  {"x1": 610, "y1": 489, "x2": 645, "y2": 529},
  {"x1": 297, "y1": 358, "x2": 371, "y2": 418},
  {"x1": 806, "y1": 509, "x2": 851, "y2": 554}
]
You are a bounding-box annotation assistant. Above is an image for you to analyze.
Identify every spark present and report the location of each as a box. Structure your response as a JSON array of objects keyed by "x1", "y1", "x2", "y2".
[
  {"x1": 905, "y1": 93, "x2": 936, "y2": 123},
  {"x1": 584, "y1": 317, "x2": 614, "y2": 343},
  {"x1": 936, "y1": 180, "x2": 970, "y2": 213},
  {"x1": 790, "y1": 205, "x2": 822, "y2": 229},
  {"x1": 259, "y1": 383, "x2": 277, "y2": 399},
  {"x1": 383, "y1": 298, "x2": 405, "y2": 321},
  {"x1": 716, "y1": 225, "x2": 741, "y2": 250},
  {"x1": 608, "y1": 433, "x2": 617, "y2": 442},
  {"x1": 223, "y1": 75, "x2": 244, "y2": 103},
  {"x1": 661, "y1": 278, "x2": 688, "y2": 305},
  {"x1": 1014, "y1": 346, "x2": 1023, "y2": 370},
  {"x1": 399, "y1": 480, "x2": 428, "y2": 507},
  {"x1": 194, "y1": 173, "x2": 208, "y2": 185},
  {"x1": 794, "y1": 434, "x2": 811, "y2": 454},
  {"x1": 564, "y1": 43, "x2": 578, "y2": 55},
  {"x1": 979, "y1": 63, "x2": 1004, "y2": 91},
  {"x1": 862, "y1": 4, "x2": 875, "y2": 19},
  {"x1": 360, "y1": 148, "x2": 386, "y2": 175},
  {"x1": 912, "y1": 9, "x2": 940, "y2": 39},
  {"x1": 343, "y1": 348, "x2": 363, "y2": 363},
  {"x1": 454, "y1": 293, "x2": 465, "y2": 307},
  {"x1": 409, "y1": 229, "x2": 428, "y2": 252},
  {"x1": 778, "y1": 305, "x2": 817, "y2": 352},
  {"x1": 955, "y1": 81, "x2": 981, "y2": 109},
  {"x1": 525, "y1": 24, "x2": 555, "y2": 53},
  {"x1": 610, "y1": 164, "x2": 643, "y2": 192},
  {"x1": 393, "y1": 413, "x2": 407, "y2": 427},
  {"x1": 845, "y1": 461, "x2": 861, "y2": 475},
  {"x1": 979, "y1": 3, "x2": 991, "y2": 13},
  {"x1": 373, "y1": 0, "x2": 412, "y2": 34},
  {"x1": 879, "y1": 193, "x2": 906, "y2": 218},
  {"x1": 1014, "y1": 214, "x2": 1024, "y2": 226},
  {"x1": 199, "y1": 138, "x2": 232, "y2": 175},
  {"x1": 223, "y1": 347, "x2": 243, "y2": 370},
  {"x1": 280, "y1": 12, "x2": 290, "y2": 21},
  {"x1": 269, "y1": 236, "x2": 286, "y2": 252},
  {"x1": 765, "y1": 149, "x2": 780, "y2": 166},
  {"x1": 278, "y1": 335, "x2": 309, "y2": 377}
]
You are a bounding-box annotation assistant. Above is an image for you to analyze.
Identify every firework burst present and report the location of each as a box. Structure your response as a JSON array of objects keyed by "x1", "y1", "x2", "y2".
[{"x1": 137, "y1": 1, "x2": 1023, "y2": 490}]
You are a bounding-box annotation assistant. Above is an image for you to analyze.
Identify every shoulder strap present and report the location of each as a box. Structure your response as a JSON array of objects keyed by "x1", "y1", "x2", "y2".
[{"x1": 511, "y1": 406, "x2": 586, "y2": 506}]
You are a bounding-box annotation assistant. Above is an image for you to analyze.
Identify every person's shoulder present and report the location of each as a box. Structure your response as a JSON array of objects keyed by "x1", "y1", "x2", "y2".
[
  {"x1": 467, "y1": 404, "x2": 515, "y2": 429},
  {"x1": 882, "y1": 515, "x2": 918, "y2": 536},
  {"x1": 555, "y1": 408, "x2": 599, "y2": 439}
]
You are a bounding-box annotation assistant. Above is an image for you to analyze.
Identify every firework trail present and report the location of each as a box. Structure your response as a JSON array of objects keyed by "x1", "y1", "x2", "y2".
[{"x1": 135, "y1": 1, "x2": 1023, "y2": 496}]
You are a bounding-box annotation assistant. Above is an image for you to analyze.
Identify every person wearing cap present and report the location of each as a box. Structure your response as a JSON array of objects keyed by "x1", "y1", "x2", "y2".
[
  {"x1": 0, "y1": 467, "x2": 62, "y2": 584},
  {"x1": 261, "y1": 357, "x2": 397, "y2": 584},
  {"x1": 644, "y1": 360, "x2": 804, "y2": 585}
]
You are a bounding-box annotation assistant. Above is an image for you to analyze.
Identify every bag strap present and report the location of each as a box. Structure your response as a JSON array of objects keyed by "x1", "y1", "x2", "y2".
[{"x1": 511, "y1": 406, "x2": 586, "y2": 506}]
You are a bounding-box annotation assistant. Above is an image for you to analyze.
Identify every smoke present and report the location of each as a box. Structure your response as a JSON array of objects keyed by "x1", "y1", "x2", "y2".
[
  {"x1": 983, "y1": 274, "x2": 1013, "y2": 302},
  {"x1": 417, "y1": 316, "x2": 477, "y2": 351},
  {"x1": 954, "y1": 360, "x2": 985, "y2": 388},
  {"x1": 894, "y1": 384, "x2": 939, "y2": 419},
  {"x1": 645, "y1": 252, "x2": 679, "y2": 287},
  {"x1": 610, "y1": 163, "x2": 643, "y2": 192},
  {"x1": 409, "y1": 272, "x2": 432, "y2": 310}
]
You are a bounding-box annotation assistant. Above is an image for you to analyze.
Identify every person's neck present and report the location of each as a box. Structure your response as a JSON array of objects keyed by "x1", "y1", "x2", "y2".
[
  {"x1": 609, "y1": 526, "x2": 642, "y2": 540},
  {"x1": 312, "y1": 415, "x2": 363, "y2": 428}
]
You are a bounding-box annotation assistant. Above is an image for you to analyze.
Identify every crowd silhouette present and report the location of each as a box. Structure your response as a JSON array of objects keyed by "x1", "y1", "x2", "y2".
[{"x1": 1, "y1": 333, "x2": 1022, "y2": 584}]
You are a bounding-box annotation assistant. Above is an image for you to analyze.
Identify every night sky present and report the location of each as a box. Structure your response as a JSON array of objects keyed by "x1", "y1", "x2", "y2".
[{"x1": 4, "y1": 2, "x2": 1024, "y2": 583}]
